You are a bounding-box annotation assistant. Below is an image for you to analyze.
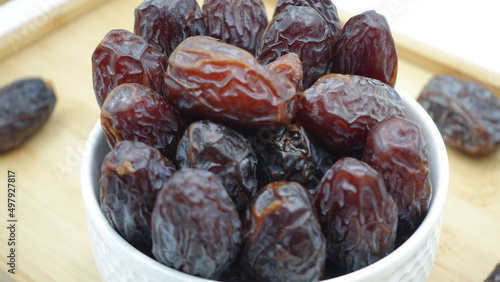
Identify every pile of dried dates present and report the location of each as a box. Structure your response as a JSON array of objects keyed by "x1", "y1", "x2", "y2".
[{"x1": 92, "y1": 0, "x2": 433, "y2": 281}]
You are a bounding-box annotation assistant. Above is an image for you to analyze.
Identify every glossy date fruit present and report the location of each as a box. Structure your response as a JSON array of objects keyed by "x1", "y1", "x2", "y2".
[
  {"x1": 331, "y1": 10, "x2": 398, "y2": 87},
  {"x1": 265, "y1": 52, "x2": 304, "y2": 94},
  {"x1": 202, "y1": 0, "x2": 268, "y2": 55},
  {"x1": 296, "y1": 74, "x2": 405, "y2": 151},
  {"x1": 417, "y1": 75, "x2": 500, "y2": 155},
  {"x1": 314, "y1": 157, "x2": 398, "y2": 272},
  {"x1": 0, "y1": 78, "x2": 56, "y2": 153},
  {"x1": 273, "y1": 0, "x2": 341, "y2": 37},
  {"x1": 100, "y1": 140, "x2": 176, "y2": 250},
  {"x1": 363, "y1": 116, "x2": 432, "y2": 236},
  {"x1": 100, "y1": 83, "x2": 187, "y2": 159},
  {"x1": 249, "y1": 124, "x2": 335, "y2": 193},
  {"x1": 176, "y1": 120, "x2": 259, "y2": 214},
  {"x1": 241, "y1": 181, "x2": 325, "y2": 282},
  {"x1": 257, "y1": 5, "x2": 333, "y2": 89},
  {"x1": 152, "y1": 168, "x2": 242, "y2": 279},
  {"x1": 163, "y1": 36, "x2": 297, "y2": 130},
  {"x1": 92, "y1": 29, "x2": 168, "y2": 107},
  {"x1": 134, "y1": 0, "x2": 206, "y2": 57}
]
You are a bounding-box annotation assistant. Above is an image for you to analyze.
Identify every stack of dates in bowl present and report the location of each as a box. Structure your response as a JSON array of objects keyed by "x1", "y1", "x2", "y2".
[{"x1": 82, "y1": 0, "x2": 449, "y2": 281}]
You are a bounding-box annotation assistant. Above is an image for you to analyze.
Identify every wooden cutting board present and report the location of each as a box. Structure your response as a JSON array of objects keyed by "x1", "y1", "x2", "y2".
[{"x1": 0, "y1": 0, "x2": 499, "y2": 281}]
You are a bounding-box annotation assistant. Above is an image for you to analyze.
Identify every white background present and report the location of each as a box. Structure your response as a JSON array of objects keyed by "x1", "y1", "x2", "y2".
[{"x1": 334, "y1": 0, "x2": 500, "y2": 76}]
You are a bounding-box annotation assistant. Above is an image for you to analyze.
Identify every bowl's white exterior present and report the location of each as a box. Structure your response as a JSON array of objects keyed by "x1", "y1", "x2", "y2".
[{"x1": 81, "y1": 88, "x2": 449, "y2": 282}]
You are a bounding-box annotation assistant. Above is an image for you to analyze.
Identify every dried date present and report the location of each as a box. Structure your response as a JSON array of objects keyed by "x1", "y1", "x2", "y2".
[
  {"x1": 249, "y1": 124, "x2": 335, "y2": 193},
  {"x1": 0, "y1": 78, "x2": 56, "y2": 153},
  {"x1": 134, "y1": 0, "x2": 206, "y2": 57},
  {"x1": 296, "y1": 74, "x2": 405, "y2": 151},
  {"x1": 100, "y1": 140, "x2": 176, "y2": 250},
  {"x1": 176, "y1": 120, "x2": 259, "y2": 214},
  {"x1": 417, "y1": 75, "x2": 500, "y2": 155},
  {"x1": 241, "y1": 181, "x2": 325, "y2": 281},
  {"x1": 331, "y1": 10, "x2": 398, "y2": 87},
  {"x1": 163, "y1": 36, "x2": 297, "y2": 130},
  {"x1": 92, "y1": 29, "x2": 168, "y2": 107},
  {"x1": 273, "y1": 0, "x2": 341, "y2": 37},
  {"x1": 314, "y1": 157, "x2": 398, "y2": 272},
  {"x1": 202, "y1": 0, "x2": 268, "y2": 55},
  {"x1": 100, "y1": 83, "x2": 187, "y2": 159},
  {"x1": 265, "y1": 52, "x2": 304, "y2": 94},
  {"x1": 152, "y1": 168, "x2": 242, "y2": 279},
  {"x1": 257, "y1": 5, "x2": 333, "y2": 89},
  {"x1": 363, "y1": 116, "x2": 432, "y2": 236}
]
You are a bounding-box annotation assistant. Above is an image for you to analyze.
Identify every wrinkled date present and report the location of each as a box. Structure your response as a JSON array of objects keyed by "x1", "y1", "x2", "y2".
[
  {"x1": 418, "y1": 75, "x2": 500, "y2": 155},
  {"x1": 273, "y1": 0, "x2": 341, "y2": 37},
  {"x1": 314, "y1": 157, "x2": 398, "y2": 272},
  {"x1": 100, "y1": 140, "x2": 176, "y2": 250},
  {"x1": 242, "y1": 181, "x2": 325, "y2": 282},
  {"x1": 265, "y1": 52, "x2": 304, "y2": 94},
  {"x1": 331, "y1": 10, "x2": 398, "y2": 87},
  {"x1": 249, "y1": 124, "x2": 335, "y2": 193},
  {"x1": 257, "y1": 5, "x2": 333, "y2": 89},
  {"x1": 0, "y1": 78, "x2": 56, "y2": 154},
  {"x1": 363, "y1": 116, "x2": 432, "y2": 236},
  {"x1": 176, "y1": 120, "x2": 259, "y2": 214},
  {"x1": 92, "y1": 29, "x2": 168, "y2": 107},
  {"x1": 134, "y1": 0, "x2": 206, "y2": 57},
  {"x1": 296, "y1": 74, "x2": 405, "y2": 151},
  {"x1": 152, "y1": 168, "x2": 242, "y2": 279},
  {"x1": 202, "y1": 0, "x2": 268, "y2": 55},
  {"x1": 163, "y1": 36, "x2": 297, "y2": 130},
  {"x1": 100, "y1": 83, "x2": 187, "y2": 159}
]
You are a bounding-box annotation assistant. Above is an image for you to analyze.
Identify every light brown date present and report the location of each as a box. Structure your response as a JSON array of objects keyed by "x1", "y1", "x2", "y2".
[{"x1": 163, "y1": 36, "x2": 297, "y2": 131}]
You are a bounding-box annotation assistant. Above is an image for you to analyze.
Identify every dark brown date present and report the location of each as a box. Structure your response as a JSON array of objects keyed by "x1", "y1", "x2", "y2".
[
  {"x1": 202, "y1": 0, "x2": 268, "y2": 55},
  {"x1": 331, "y1": 10, "x2": 398, "y2": 87},
  {"x1": 152, "y1": 168, "x2": 242, "y2": 279},
  {"x1": 257, "y1": 5, "x2": 333, "y2": 89},
  {"x1": 0, "y1": 78, "x2": 56, "y2": 154},
  {"x1": 134, "y1": 0, "x2": 206, "y2": 57},
  {"x1": 100, "y1": 140, "x2": 176, "y2": 250},
  {"x1": 314, "y1": 157, "x2": 398, "y2": 272},
  {"x1": 92, "y1": 29, "x2": 168, "y2": 107},
  {"x1": 176, "y1": 120, "x2": 259, "y2": 214},
  {"x1": 296, "y1": 74, "x2": 405, "y2": 151},
  {"x1": 265, "y1": 52, "x2": 304, "y2": 94},
  {"x1": 249, "y1": 124, "x2": 335, "y2": 193},
  {"x1": 486, "y1": 263, "x2": 500, "y2": 282},
  {"x1": 418, "y1": 75, "x2": 500, "y2": 155},
  {"x1": 100, "y1": 83, "x2": 187, "y2": 159},
  {"x1": 242, "y1": 181, "x2": 325, "y2": 282},
  {"x1": 273, "y1": 0, "x2": 341, "y2": 37},
  {"x1": 163, "y1": 36, "x2": 297, "y2": 130},
  {"x1": 363, "y1": 116, "x2": 432, "y2": 236}
]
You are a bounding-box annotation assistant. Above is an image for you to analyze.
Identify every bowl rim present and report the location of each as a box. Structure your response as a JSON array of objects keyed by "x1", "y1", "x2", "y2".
[{"x1": 80, "y1": 87, "x2": 449, "y2": 281}]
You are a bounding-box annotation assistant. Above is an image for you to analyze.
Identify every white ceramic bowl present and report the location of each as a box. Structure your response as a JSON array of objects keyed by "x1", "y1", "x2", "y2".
[{"x1": 81, "y1": 88, "x2": 449, "y2": 282}]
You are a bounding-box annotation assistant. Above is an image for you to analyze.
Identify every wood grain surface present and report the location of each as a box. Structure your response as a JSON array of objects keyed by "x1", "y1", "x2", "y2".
[{"x1": 0, "y1": 0, "x2": 499, "y2": 281}]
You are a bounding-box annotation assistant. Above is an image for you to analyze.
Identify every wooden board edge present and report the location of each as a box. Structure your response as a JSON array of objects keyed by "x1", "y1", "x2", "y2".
[{"x1": 0, "y1": 0, "x2": 110, "y2": 63}]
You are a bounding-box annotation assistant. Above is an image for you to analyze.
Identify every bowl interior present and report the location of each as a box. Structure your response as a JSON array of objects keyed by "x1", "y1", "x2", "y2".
[{"x1": 81, "y1": 87, "x2": 449, "y2": 281}]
